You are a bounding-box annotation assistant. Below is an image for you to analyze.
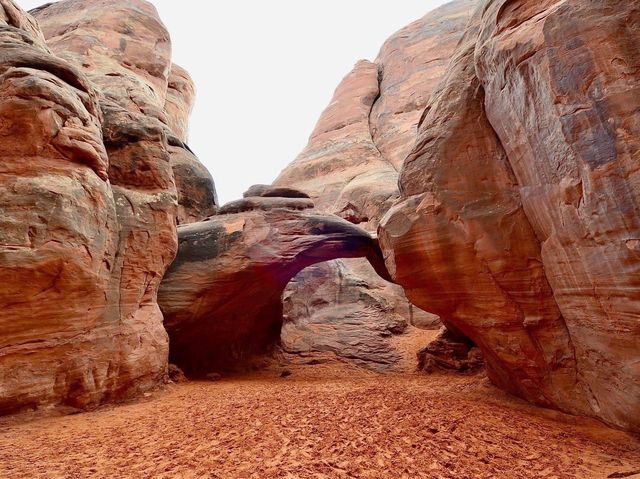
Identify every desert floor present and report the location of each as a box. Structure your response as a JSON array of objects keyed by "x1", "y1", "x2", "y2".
[{"x1": 1, "y1": 356, "x2": 639, "y2": 479}]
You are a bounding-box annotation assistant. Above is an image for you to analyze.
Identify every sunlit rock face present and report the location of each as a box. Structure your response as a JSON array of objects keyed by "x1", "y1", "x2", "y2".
[
  {"x1": 273, "y1": 0, "x2": 477, "y2": 369},
  {"x1": 0, "y1": 0, "x2": 214, "y2": 415},
  {"x1": 380, "y1": 0, "x2": 640, "y2": 432},
  {"x1": 158, "y1": 189, "x2": 393, "y2": 376}
]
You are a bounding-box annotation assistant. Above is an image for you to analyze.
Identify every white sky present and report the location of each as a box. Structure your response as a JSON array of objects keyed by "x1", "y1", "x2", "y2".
[{"x1": 19, "y1": 0, "x2": 449, "y2": 204}]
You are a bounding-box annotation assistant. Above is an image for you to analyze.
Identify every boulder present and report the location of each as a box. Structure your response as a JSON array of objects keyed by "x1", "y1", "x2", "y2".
[{"x1": 417, "y1": 327, "x2": 484, "y2": 374}]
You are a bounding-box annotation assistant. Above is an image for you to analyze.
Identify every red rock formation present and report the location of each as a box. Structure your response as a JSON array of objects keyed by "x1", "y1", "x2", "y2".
[
  {"x1": 168, "y1": 137, "x2": 218, "y2": 224},
  {"x1": 164, "y1": 65, "x2": 217, "y2": 224},
  {"x1": 370, "y1": 0, "x2": 478, "y2": 170},
  {"x1": 34, "y1": 0, "x2": 217, "y2": 226},
  {"x1": 0, "y1": 0, "x2": 114, "y2": 413},
  {"x1": 274, "y1": 1, "x2": 476, "y2": 368},
  {"x1": 417, "y1": 327, "x2": 483, "y2": 374},
  {"x1": 35, "y1": 0, "x2": 179, "y2": 404},
  {"x1": 165, "y1": 64, "x2": 195, "y2": 144},
  {"x1": 0, "y1": 0, "x2": 170, "y2": 414},
  {"x1": 158, "y1": 189, "x2": 392, "y2": 375},
  {"x1": 0, "y1": 0, "x2": 213, "y2": 415},
  {"x1": 380, "y1": 0, "x2": 640, "y2": 431}
]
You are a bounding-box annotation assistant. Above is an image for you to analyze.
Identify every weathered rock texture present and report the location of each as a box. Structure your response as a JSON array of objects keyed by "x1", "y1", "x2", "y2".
[
  {"x1": 165, "y1": 64, "x2": 195, "y2": 144},
  {"x1": 168, "y1": 138, "x2": 217, "y2": 224},
  {"x1": 273, "y1": 0, "x2": 476, "y2": 369},
  {"x1": 0, "y1": 0, "x2": 212, "y2": 415},
  {"x1": 33, "y1": 0, "x2": 217, "y2": 226},
  {"x1": 379, "y1": 0, "x2": 640, "y2": 432},
  {"x1": 158, "y1": 190, "x2": 392, "y2": 376},
  {"x1": 0, "y1": 0, "x2": 119, "y2": 414},
  {"x1": 417, "y1": 327, "x2": 484, "y2": 374},
  {"x1": 165, "y1": 65, "x2": 217, "y2": 224}
]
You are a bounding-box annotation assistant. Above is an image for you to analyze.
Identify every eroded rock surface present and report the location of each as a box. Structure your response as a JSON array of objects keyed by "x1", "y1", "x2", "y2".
[
  {"x1": 0, "y1": 0, "x2": 119, "y2": 414},
  {"x1": 35, "y1": 0, "x2": 217, "y2": 226},
  {"x1": 37, "y1": 0, "x2": 217, "y2": 229},
  {"x1": 0, "y1": 0, "x2": 214, "y2": 415},
  {"x1": 274, "y1": 1, "x2": 477, "y2": 368},
  {"x1": 158, "y1": 189, "x2": 392, "y2": 376},
  {"x1": 169, "y1": 137, "x2": 217, "y2": 224},
  {"x1": 165, "y1": 65, "x2": 217, "y2": 224},
  {"x1": 417, "y1": 327, "x2": 484, "y2": 374},
  {"x1": 0, "y1": 0, "x2": 172, "y2": 414},
  {"x1": 165, "y1": 64, "x2": 195, "y2": 144},
  {"x1": 380, "y1": 0, "x2": 640, "y2": 431}
]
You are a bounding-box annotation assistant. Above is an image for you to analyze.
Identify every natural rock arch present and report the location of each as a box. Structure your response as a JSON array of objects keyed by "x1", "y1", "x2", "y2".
[{"x1": 158, "y1": 190, "x2": 393, "y2": 376}]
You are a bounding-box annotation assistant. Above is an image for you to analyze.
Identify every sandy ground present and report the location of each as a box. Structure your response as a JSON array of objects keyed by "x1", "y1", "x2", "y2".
[{"x1": 0, "y1": 360, "x2": 638, "y2": 479}]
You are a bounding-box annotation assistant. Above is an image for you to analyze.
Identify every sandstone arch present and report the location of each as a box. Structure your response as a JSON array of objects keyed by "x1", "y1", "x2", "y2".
[{"x1": 158, "y1": 190, "x2": 392, "y2": 375}]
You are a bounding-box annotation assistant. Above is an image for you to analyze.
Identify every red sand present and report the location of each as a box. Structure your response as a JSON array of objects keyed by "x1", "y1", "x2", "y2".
[{"x1": 0, "y1": 363, "x2": 638, "y2": 479}]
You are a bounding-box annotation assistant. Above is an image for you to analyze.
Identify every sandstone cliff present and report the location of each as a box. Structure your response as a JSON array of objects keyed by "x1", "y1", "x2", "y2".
[
  {"x1": 379, "y1": 0, "x2": 640, "y2": 432},
  {"x1": 274, "y1": 0, "x2": 477, "y2": 369},
  {"x1": 0, "y1": 0, "x2": 215, "y2": 414}
]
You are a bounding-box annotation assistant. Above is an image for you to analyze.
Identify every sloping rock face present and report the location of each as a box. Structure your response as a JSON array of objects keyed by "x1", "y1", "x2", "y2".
[
  {"x1": 273, "y1": 1, "x2": 476, "y2": 369},
  {"x1": 379, "y1": 0, "x2": 640, "y2": 432},
  {"x1": 0, "y1": 0, "x2": 212, "y2": 415},
  {"x1": 164, "y1": 65, "x2": 218, "y2": 224},
  {"x1": 158, "y1": 190, "x2": 392, "y2": 376}
]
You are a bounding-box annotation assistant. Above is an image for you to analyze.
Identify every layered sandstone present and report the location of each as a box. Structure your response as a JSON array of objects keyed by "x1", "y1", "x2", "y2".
[
  {"x1": 274, "y1": 0, "x2": 476, "y2": 368},
  {"x1": 34, "y1": 0, "x2": 217, "y2": 226},
  {"x1": 0, "y1": 0, "x2": 213, "y2": 415},
  {"x1": 0, "y1": 0, "x2": 120, "y2": 414},
  {"x1": 165, "y1": 65, "x2": 217, "y2": 224},
  {"x1": 380, "y1": 0, "x2": 640, "y2": 432},
  {"x1": 158, "y1": 189, "x2": 392, "y2": 375}
]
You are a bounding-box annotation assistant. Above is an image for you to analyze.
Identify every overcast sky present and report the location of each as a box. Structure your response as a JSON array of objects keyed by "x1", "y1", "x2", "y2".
[{"x1": 19, "y1": 0, "x2": 449, "y2": 204}]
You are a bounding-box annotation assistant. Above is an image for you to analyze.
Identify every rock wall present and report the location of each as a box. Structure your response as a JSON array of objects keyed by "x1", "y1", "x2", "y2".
[
  {"x1": 380, "y1": 0, "x2": 640, "y2": 432},
  {"x1": 1, "y1": 0, "x2": 636, "y2": 434},
  {"x1": 274, "y1": 0, "x2": 476, "y2": 369},
  {"x1": 34, "y1": 0, "x2": 217, "y2": 227},
  {"x1": 0, "y1": 0, "x2": 214, "y2": 415},
  {"x1": 0, "y1": 0, "x2": 122, "y2": 414}
]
